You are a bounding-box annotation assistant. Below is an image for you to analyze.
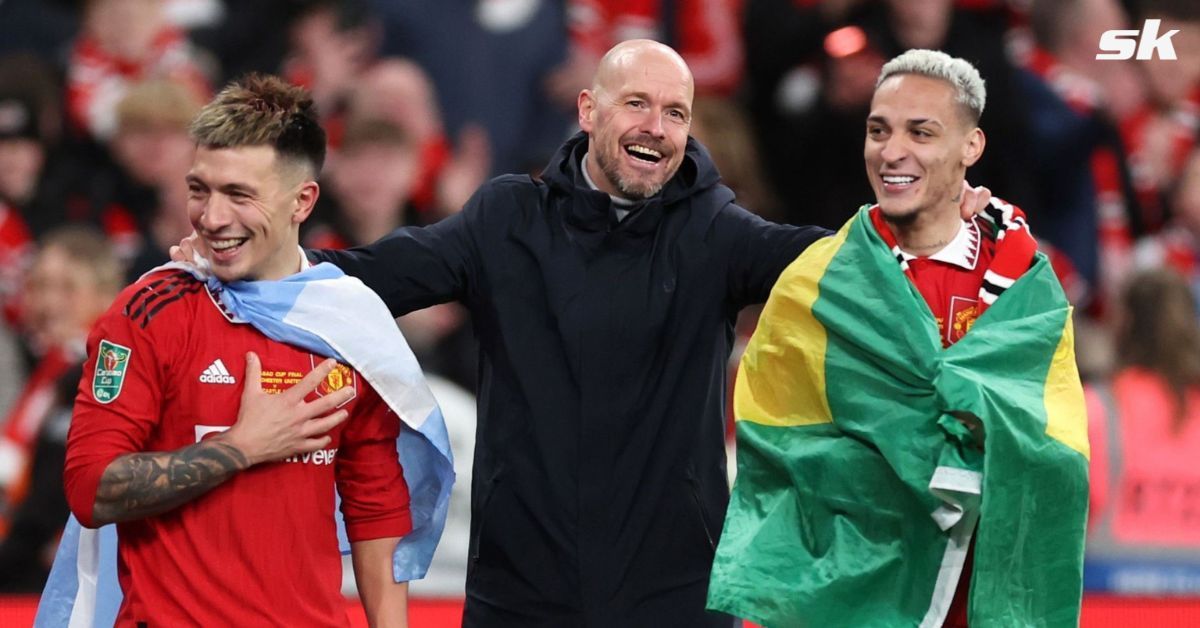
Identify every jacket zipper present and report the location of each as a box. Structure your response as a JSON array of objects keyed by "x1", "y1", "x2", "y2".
[{"x1": 687, "y1": 476, "x2": 716, "y2": 552}]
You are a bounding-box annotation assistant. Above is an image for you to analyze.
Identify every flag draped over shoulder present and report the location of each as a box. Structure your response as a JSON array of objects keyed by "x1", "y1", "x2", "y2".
[
  {"x1": 36, "y1": 262, "x2": 454, "y2": 628},
  {"x1": 707, "y1": 207, "x2": 1089, "y2": 627}
]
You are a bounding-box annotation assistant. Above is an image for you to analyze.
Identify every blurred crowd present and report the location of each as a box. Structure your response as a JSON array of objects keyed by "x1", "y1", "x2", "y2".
[{"x1": 0, "y1": 0, "x2": 1198, "y2": 596}]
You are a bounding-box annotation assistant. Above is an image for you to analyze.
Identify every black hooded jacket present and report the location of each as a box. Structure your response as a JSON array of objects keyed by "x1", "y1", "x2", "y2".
[{"x1": 311, "y1": 132, "x2": 829, "y2": 626}]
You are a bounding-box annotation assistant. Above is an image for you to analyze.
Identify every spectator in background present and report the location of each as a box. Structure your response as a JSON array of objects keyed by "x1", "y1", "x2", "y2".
[
  {"x1": 284, "y1": 1, "x2": 494, "y2": 222},
  {"x1": 1135, "y1": 148, "x2": 1200, "y2": 302},
  {"x1": 742, "y1": 0, "x2": 885, "y2": 229},
  {"x1": 688, "y1": 96, "x2": 781, "y2": 221},
  {"x1": 0, "y1": 57, "x2": 57, "y2": 417},
  {"x1": 305, "y1": 115, "x2": 480, "y2": 393},
  {"x1": 348, "y1": 59, "x2": 491, "y2": 222},
  {"x1": 1014, "y1": 0, "x2": 1141, "y2": 309},
  {"x1": 0, "y1": 53, "x2": 138, "y2": 258},
  {"x1": 305, "y1": 117, "x2": 419, "y2": 250},
  {"x1": 368, "y1": 0, "x2": 570, "y2": 174},
  {"x1": 1119, "y1": 0, "x2": 1200, "y2": 233},
  {"x1": 0, "y1": 95, "x2": 37, "y2": 318},
  {"x1": 0, "y1": 227, "x2": 122, "y2": 592},
  {"x1": 283, "y1": 0, "x2": 379, "y2": 135},
  {"x1": 66, "y1": 0, "x2": 210, "y2": 141},
  {"x1": 0, "y1": 51, "x2": 64, "y2": 239},
  {"x1": 0, "y1": 94, "x2": 47, "y2": 220},
  {"x1": 1087, "y1": 269, "x2": 1200, "y2": 556},
  {"x1": 109, "y1": 79, "x2": 202, "y2": 279}
]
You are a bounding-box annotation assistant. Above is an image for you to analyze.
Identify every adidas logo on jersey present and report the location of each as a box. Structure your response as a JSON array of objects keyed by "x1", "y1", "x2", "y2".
[{"x1": 199, "y1": 359, "x2": 237, "y2": 385}]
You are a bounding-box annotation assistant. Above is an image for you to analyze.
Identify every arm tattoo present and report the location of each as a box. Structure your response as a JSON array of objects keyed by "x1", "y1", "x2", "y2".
[{"x1": 92, "y1": 439, "x2": 250, "y2": 525}]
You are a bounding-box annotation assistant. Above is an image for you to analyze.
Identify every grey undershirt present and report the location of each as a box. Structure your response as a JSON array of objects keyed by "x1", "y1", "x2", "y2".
[{"x1": 581, "y1": 152, "x2": 635, "y2": 222}]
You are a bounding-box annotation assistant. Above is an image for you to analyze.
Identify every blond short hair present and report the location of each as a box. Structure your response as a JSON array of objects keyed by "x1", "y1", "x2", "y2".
[
  {"x1": 876, "y1": 49, "x2": 987, "y2": 124},
  {"x1": 189, "y1": 73, "x2": 326, "y2": 176}
]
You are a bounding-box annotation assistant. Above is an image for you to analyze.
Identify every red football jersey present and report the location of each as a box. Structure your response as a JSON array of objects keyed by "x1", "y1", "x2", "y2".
[
  {"x1": 872, "y1": 212, "x2": 996, "y2": 348},
  {"x1": 64, "y1": 270, "x2": 412, "y2": 627},
  {"x1": 871, "y1": 211, "x2": 995, "y2": 627}
]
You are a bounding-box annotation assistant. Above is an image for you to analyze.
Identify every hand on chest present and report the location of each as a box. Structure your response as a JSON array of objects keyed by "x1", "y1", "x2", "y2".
[{"x1": 176, "y1": 329, "x2": 359, "y2": 448}]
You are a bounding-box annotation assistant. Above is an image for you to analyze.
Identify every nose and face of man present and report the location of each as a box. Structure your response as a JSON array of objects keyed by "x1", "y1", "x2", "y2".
[
  {"x1": 186, "y1": 145, "x2": 318, "y2": 283},
  {"x1": 864, "y1": 73, "x2": 985, "y2": 227},
  {"x1": 24, "y1": 244, "x2": 112, "y2": 350},
  {"x1": 578, "y1": 40, "x2": 695, "y2": 201}
]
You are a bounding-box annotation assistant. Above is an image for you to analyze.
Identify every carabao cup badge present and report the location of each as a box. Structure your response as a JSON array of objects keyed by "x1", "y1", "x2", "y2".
[{"x1": 93, "y1": 340, "x2": 132, "y2": 404}]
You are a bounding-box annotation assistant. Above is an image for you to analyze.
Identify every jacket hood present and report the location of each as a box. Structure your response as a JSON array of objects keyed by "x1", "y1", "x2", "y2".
[{"x1": 541, "y1": 131, "x2": 723, "y2": 234}]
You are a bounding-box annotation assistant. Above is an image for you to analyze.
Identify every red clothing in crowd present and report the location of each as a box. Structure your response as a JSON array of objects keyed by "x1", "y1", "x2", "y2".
[
  {"x1": 1120, "y1": 85, "x2": 1200, "y2": 233},
  {"x1": 66, "y1": 27, "x2": 210, "y2": 139},
  {"x1": 1087, "y1": 368, "x2": 1200, "y2": 548},
  {"x1": 0, "y1": 201, "x2": 32, "y2": 324},
  {"x1": 64, "y1": 271, "x2": 411, "y2": 626},
  {"x1": 1021, "y1": 45, "x2": 1135, "y2": 312},
  {"x1": 1135, "y1": 225, "x2": 1200, "y2": 283},
  {"x1": 1, "y1": 344, "x2": 77, "y2": 463},
  {"x1": 568, "y1": 0, "x2": 743, "y2": 93}
]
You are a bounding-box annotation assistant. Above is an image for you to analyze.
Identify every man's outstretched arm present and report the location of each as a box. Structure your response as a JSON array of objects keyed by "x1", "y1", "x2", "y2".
[
  {"x1": 175, "y1": 210, "x2": 478, "y2": 317},
  {"x1": 86, "y1": 353, "x2": 353, "y2": 526}
]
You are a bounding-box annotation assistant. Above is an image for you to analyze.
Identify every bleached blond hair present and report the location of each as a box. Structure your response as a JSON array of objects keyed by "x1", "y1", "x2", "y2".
[
  {"x1": 189, "y1": 73, "x2": 326, "y2": 177},
  {"x1": 876, "y1": 49, "x2": 986, "y2": 124}
]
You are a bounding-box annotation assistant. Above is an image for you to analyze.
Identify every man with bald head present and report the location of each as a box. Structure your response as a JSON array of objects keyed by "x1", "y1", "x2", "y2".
[
  {"x1": 578, "y1": 40, "x2": 694, "y2": 201},
  {"x1": 298, "y1": 40, "x2": 990, "y2": 625},
  {"x1": 302, "y1": 39, "x2": 826, "y2": 625}
]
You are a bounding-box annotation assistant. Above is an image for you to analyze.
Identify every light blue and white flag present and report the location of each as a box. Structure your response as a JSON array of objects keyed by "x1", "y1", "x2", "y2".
[{"x1": 36, "y1": 261, "x2": 455, "y2": 627}]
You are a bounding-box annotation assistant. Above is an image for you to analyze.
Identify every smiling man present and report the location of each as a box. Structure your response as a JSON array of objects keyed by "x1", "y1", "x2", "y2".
[
  {"x1": 577, "y1": 42, "x2": 691, "y2": 201},
  {"x1": 59, "y1": 75, "x2": 414, "y2": 626},
  {"x1": 305, "y1": 39, "x2": 833, "y2": 626},
  {"x1": 708, "y1": 50, "x2": 1088, "y2": 627},
  {"x1": 863, "y1": 51, "x2": 999, "y2": 350}
]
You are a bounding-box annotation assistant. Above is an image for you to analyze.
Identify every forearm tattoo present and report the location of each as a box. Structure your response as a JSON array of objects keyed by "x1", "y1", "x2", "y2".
[{"x1": 92, "y1": 440, "x2": 249, "y2": 525}]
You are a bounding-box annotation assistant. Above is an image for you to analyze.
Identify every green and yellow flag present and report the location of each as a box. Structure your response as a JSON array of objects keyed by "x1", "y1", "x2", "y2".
[{"x1": 708, "y1": 207, "x2": 1089, "y2": 627}]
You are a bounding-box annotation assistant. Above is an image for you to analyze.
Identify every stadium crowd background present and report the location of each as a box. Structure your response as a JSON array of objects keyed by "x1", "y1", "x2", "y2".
[{"x1": 0, "y1": 0, "x2": 1198, "y2": 624}]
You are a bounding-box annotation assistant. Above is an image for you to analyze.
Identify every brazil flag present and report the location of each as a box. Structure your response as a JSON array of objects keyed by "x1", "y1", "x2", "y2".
[{"x1": 707, "y1": 207, "x2": 1089, "y2": 627}]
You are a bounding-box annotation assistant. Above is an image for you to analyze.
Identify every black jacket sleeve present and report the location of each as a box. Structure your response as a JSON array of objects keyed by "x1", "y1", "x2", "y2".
[
  {"x1": 722, "y1": 204, "x2": 832, "y2": 308},
  {"x1": 308, "y1": 203, "x2": 479, "y2": 317}
]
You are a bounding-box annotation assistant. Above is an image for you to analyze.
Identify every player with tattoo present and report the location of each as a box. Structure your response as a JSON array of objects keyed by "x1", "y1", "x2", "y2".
[{"x1": 62, "y1": 75, "x2": 413, "y2": 626}]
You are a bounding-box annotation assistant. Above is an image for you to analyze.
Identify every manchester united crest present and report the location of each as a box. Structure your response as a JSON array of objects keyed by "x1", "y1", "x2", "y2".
[
  {"x1": 948, "y1": 296, "x2": 979, "y2": 344},
  {"x1": 310, "y1": 356, "x2": 357, "y2": 406}
]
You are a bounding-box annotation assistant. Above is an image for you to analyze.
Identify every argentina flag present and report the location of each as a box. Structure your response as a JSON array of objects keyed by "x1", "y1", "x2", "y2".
[{"x1": 36, "y1": 261, "x2": 455, "y2": 627}]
